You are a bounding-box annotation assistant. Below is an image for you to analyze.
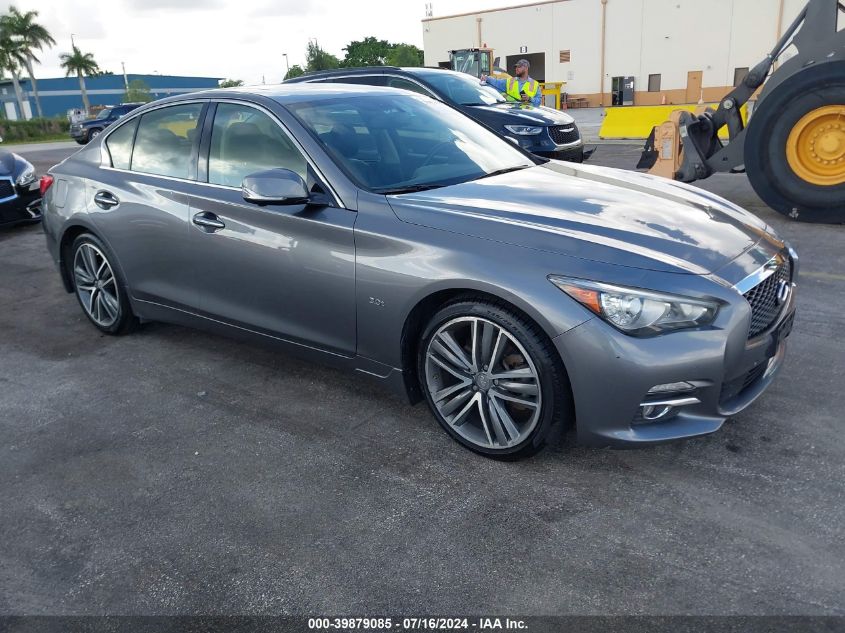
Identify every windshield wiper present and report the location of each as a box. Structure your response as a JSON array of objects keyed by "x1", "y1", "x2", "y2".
[
  {"x1": 373, "y1": 183, "x2": 446, "y2": 195},
  {"x1": 477, "y1": 165, "x2": 533, "y2": 180}
]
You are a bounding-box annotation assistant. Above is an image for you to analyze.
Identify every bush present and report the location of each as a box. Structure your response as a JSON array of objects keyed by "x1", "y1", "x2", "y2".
[{"x1": 0, "y1": 117, "x2": 70, "y2": 142}]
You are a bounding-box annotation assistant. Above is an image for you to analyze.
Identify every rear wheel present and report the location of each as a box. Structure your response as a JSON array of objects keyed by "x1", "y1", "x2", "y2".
[
  {"x1": 744, "y1": 64, "x2": 845, "y2": 223},
  {"x1": 69, "y1": 233, "x2": 137, "y2": 335},
  {"x1": 418, "y1": 300, "x2": 572, "y2": 460}
]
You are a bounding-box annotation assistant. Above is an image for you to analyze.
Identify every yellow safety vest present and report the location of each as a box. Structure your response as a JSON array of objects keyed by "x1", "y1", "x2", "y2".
[{"x1": 506, "y1": 77, "x2": 539, "y2": 101}]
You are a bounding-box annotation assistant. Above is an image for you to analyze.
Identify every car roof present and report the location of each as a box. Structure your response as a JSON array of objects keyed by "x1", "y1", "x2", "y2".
[
  {"x1": 285, "y1": 66, "x2": 461, "y2": 83},
  {"x1": 146, "y1": 82, "x2": 423, "y2": 107}
]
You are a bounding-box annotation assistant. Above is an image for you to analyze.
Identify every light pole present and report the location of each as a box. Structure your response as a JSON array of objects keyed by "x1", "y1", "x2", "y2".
[
  {"x1": 283, "y1": 53, "x2": 289, "y2": 73},
  {"x1": 121, "y1": 62, "x2": 129, "y2": 91}
]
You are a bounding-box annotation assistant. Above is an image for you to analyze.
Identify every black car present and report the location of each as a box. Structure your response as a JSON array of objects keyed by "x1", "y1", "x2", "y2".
[
  {"x1": 0, "y1": 150, "x2": 41, "y2": 227},
  {"x1": 286, "y1": 67, "x2": 593, "y2": 163},
  {"x1": 70, "y1": 103, "x2": 144, "y2": 145}
]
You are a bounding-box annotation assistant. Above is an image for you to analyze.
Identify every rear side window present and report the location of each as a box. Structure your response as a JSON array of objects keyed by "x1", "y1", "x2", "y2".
[
  {"x1": 105, "y1": 118, "x2": 138, "y2": 170},
  {"x1": 331, "y1": 75, "x2": 386, "y2": 86},
  {"x1": 385, "y1": 77, "x2": 433, "y2": 97},
  {"x1": 131, "y1": 103, "x2": 204, "y2": 180}
]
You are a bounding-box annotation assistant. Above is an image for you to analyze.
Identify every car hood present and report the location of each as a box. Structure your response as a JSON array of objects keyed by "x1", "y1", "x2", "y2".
[
  {"x1": 466, "y1": 102, "x2": 575, "y2": 126},
  {"x1": 387, "y1": 161, "x2": 775, "y2": 275}
]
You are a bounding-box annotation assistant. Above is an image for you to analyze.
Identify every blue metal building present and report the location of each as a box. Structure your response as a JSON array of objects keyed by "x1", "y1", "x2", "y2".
[{"x1": 0, "y1": 74, "x2": 221, "y2": 120}]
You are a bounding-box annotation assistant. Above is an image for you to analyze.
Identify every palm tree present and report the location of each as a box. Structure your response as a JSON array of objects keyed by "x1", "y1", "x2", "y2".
[
  {"x1": 59, "y1": 45, "x2": 99, "y2": 113},
  {"x1": 0, "y1": 6, "x2": 55, "y2": 118},
  {"x1": 0, "y1": 31, "x2": 27, "y2": 119}
]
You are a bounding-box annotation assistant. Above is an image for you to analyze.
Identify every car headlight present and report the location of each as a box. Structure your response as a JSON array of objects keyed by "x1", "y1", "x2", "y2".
[
  {"x1": 504, "y1": 124, "x2": 542, "y2": 135},
  {"x1": 16, "y1": 163, "x2": 35, "y2": 187},
  {"x1": 549, "y1": 276, "x2": 719, "y2": 335}
]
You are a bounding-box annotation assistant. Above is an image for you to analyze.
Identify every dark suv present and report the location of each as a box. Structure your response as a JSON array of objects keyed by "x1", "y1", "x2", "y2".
[
  {"x1": 286, "y1": 67, "x2": 593, "y2": 163},
  {"x1": 70, "y1": 103, "x2": 144, "y2": 144}
]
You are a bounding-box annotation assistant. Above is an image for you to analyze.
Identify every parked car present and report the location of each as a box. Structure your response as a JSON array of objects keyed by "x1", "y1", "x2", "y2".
[
  {"x1": 41, "y1": 85, "x2": 797, "y2": 459},
  {"x1": 286, "y1": 67, "x2": 593, "y2": 163},
  {"x1": 70, "y1": 103, "x2": 145, "y2": 145},
  {"x1": 0, "y1": 150, "x2": 41, "y2": 227}
]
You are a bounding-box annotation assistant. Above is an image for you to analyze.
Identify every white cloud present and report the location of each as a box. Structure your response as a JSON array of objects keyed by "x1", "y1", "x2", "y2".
[{"x1": 22, "y1": 0, "x2": 520, "y2": 85}]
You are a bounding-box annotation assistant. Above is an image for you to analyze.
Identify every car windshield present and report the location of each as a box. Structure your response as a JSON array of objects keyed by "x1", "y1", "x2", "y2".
[
  {"x1": 421, "y1": 72, "x2": 507, "y2": 106},
  {"x1": 94, "y1": 108, "x2": 113, "y2": 120},
  {"x1": 286, "y1": 93, "x2": 535, "y2": 193}
]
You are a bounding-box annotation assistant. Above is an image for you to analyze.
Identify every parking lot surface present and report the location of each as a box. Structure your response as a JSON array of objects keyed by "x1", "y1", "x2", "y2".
[{"x1": 1, "y1": 144, "x2": 843, "y2": 615}]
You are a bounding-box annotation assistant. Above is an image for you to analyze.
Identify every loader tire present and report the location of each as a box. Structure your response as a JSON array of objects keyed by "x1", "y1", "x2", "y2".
[{"x1": 744, "y1": 62, "x2": 845, "y2": 224}]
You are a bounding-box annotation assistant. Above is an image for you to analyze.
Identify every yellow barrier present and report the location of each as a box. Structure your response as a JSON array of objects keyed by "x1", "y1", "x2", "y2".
[{"x1": 599, "y1": 104, "x2": 748, "y2": 140}]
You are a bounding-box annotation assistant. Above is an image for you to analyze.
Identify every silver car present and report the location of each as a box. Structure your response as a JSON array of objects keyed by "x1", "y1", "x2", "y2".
[{"x1": 41, "y1": 85, "x2": 797, "y2": 459}]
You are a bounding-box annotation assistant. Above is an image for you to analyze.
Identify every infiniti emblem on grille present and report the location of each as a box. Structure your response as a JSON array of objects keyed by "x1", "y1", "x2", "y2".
[{"x1": 776, "y1": 280, "x2": 790, "y2": 305}]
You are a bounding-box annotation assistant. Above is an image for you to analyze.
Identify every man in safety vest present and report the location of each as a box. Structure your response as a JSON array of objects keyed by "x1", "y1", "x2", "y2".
[{"x1": 481, "y1": 59, "x2": 541, "y2": 106}]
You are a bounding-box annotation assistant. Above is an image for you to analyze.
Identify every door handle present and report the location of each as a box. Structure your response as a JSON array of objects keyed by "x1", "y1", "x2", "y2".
[
  {"x1": 192, "y1": 211, "x2": 226, "y2": 232},
  {"x1": 94, "y1": 190, "x2": 119, "y2": 210}
]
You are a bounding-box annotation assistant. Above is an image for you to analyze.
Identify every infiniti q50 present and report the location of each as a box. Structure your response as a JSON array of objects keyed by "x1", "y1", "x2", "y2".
[{"x1": 41, "y1": 85, "x2": 797, "y2": 459}]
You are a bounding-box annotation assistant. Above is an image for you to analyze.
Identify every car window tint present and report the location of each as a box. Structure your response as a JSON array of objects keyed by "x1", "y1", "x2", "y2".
[
  {"x1": 208, "y1": 103, "x2": 307, "y2": 188},
  {"x1": 131, "y1": 103, "x2": 204, "y2": 180},
  {"x1": 105, "y1": 118, "x2": 138, "y2": 170},
  {"x1": 385, "y1": 77, "x2": 433, "y2": 97},
  {"x1": 331, "y1": 75, "x2": 386, "y2": 86}
]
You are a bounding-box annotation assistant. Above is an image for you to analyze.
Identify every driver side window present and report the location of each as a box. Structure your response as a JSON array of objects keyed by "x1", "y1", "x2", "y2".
[{"x1": 208, "y1": 103, "x2": 307, "y2": 188}]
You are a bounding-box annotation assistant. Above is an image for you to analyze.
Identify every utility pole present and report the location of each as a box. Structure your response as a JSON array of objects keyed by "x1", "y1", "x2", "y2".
[{"x1": 121, "y1": 62, "x2": 129, "y2": 91}]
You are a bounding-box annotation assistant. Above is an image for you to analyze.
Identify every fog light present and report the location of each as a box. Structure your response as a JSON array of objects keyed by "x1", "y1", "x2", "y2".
[
  {"x1": 647, "y1": 381, "x2": 695, "y2": 394},
  {"x1": 640, "y1": 404, "x2": 675, "y2": 421}
]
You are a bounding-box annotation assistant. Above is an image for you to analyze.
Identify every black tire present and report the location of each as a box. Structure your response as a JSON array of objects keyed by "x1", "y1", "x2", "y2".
[
  {"x1": 86, "y1": 128, "x2": 102, "y2": 143},
  {"x1": 744, "y1": 62, "x2": 845, "y2": 223},
  {"x1": 68, "y1": 232, "x2": 137, "y2": 335},
  {"x1": 418, "y1": 299, "x2": 573, "y2": 460},
  {"x1": 74, "y1": 139, "x2": 86, "y2": 145}
]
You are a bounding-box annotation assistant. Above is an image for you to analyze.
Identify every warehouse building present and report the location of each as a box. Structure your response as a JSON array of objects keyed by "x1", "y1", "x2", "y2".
[
  {"x1": 0, "y1": 74, "x2": 221, "y2": 120},
  {"x1": 422, "y1": 0, "x2": 811, "y2": 107}
]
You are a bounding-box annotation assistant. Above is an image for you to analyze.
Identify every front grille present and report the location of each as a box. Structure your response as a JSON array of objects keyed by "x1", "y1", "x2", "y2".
[
  {"x1": 548, "y1": 125, "x2": 580, "y2": 145},
  {"x1": 0, "y1": 179, "x2": 15, "y2": 200},
  {"x1": 743, "y1": 259, "x2": 791, "y2": 339}
]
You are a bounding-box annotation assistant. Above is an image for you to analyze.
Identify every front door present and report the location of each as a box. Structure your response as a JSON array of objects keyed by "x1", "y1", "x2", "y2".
[
  {"x1": 686, "y1": 71, "x2": 703, "y2": 104},
  {"x1": 185, "y1": 101, "x2": 357, "y2": 356}
]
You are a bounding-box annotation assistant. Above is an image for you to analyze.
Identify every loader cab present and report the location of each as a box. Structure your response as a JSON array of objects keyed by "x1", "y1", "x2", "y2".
[{"x1": 449, "y1": 48, "x2": 493, "y2": 78}]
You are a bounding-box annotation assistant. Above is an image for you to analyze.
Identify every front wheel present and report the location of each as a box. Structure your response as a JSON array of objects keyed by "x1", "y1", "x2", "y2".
[
  {"x1": 86, "y1": 128, "x2": 102, "y2": 143},
  {"x1": 418, "y1": 300, "x2": 572, "y2": 459},
  {"x1": 69, "y1": 233, "x2": 137, "y2": 335}
]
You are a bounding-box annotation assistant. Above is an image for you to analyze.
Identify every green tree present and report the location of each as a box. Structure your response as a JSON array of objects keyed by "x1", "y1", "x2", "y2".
[
  {"x1": 0, "y1": 6, "x2": 55, "y2": 118},
  {"x1": 386, "y1": 43, "x2": 423, "y2": 67},
  {"x1": 284, "y1": 64, "x2": 305, "y2": 80},
  {"x1": 219, "y1": 78, "x2": 243, "y2": 88},
  {"x1": 123, "y1": 79, "x2": 153, "y2": 103},
  {"x1": 342, "y1": 36, "x2": 390, "y2": 67},
  {"x1": 305, "y1": 41, "x2": 339, "y2": 72},
  {"x1": 59, "y1": 45, "x2": 99, "y2": 112},
  {"x1": 0, "y1": 30, "x2": 27, "y2": 118}
]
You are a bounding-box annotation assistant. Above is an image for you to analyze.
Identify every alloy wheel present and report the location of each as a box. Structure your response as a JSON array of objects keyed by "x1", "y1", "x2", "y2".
[
  {"x1": 73, "y1": 242, "x2": 120, "y2": 328},
  {"x1": 424, "y1": 316, "x2": 542, "y2": 450}
]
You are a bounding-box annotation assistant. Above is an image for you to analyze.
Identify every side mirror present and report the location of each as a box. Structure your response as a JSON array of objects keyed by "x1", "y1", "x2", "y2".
[{"x1": 242, "y1": 168, "x2": 310, "y2": 205}]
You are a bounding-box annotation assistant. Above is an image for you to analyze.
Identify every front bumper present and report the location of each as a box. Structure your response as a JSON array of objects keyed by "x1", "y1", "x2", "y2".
[
  {"x1": 553, "y1": 286, "x2": 797, "y2": 447},
  {"x1": 0, "y1": 183, "x2": 41, "y2": 227},
  {"x1": 70, "y1": 128, "x2": 87, "y2": 141}
]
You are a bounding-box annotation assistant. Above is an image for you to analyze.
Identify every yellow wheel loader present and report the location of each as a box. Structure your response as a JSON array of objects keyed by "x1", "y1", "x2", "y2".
[{"x1": 639, "y1": 0, "x2": 845, "y2": 223}]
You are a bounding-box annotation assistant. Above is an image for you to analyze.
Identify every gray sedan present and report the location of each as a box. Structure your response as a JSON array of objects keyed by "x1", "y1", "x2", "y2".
[{"x1": 40, "y1": 84, "x2": 797, "y2": 459}]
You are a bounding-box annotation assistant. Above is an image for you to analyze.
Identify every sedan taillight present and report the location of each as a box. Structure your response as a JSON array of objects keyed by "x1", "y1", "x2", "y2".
[{"x1": 39, "y1": 175, "x2": 54, "y2": 197}]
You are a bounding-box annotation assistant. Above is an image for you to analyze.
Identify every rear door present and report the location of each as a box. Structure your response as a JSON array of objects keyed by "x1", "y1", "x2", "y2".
[
  {"x1": 184, "y1": 100, "x2": 357, "y2": 356},
  {"x1": 92, "y1": 101, "x2": 207, "y2": 311}
]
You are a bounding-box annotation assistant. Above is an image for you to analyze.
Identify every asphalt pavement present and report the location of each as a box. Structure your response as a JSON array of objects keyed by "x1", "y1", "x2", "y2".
[{"x1": 1, "y1": 143, "x2": 843, "y2": 616}]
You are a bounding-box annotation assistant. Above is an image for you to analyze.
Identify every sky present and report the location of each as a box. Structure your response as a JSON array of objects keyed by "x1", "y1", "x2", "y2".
[{"x1": 21, "y1": 0, "x2": 521, "y2": 85}]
